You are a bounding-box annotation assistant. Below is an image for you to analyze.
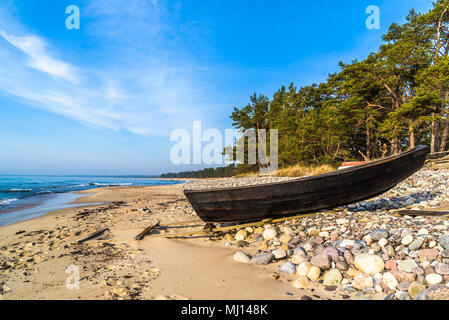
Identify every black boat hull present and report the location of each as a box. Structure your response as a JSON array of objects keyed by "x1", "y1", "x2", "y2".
[{"x1": 184, "y1": 146, "x2": 428, "y2": 223}]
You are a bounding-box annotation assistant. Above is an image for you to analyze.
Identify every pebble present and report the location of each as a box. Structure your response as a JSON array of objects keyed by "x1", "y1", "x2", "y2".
[
  {"x1": 310, "y1": 253, "x2": 332, "y2": 270},
  {"x1": 378, "y1": 238, "x2": 388, "y2": 247},
  {"x1": 383, "y1": 272, "x2": 399, "y2": 290},
  {"x1": 323, "y1": 269, "x2": 342, "y2": 286},
  {"x1": 352, "y1": 273, "x2": 374, "y2": 290},
  {"x1": 426, "y1": 273, "x2": 443, "y2": 285},
  {"x1": 279, "y1": 262, "x2": 297, "y2": 274},
  {"x1": 291, "y1": 254, "x2": 306, "y2": 265},
  {"x1": 234, "y1": 230, "x2": 248, "y2": 241},
  {"x1": 354, "y1": 254, "x2": 385, "y2": 275},
  {"x1": 434, "y1": 263, "x2": 449, "y2": 275},
  {"x1": 439, "y1": 235, "x2": 449, "y2": 250},
  {"x1": 272, "y1": 248, "x2": 287, "y2": 259},
  {"x1": 426, "y1": 284, "x2": 449, "y2": 300},
  {"x1": 233, "y1": 252, "x2": 251, "y2": 264},
  {"x1": 418, "y1": 249, "x2": 439, "y2": 261},
  {"x1": 297, "y1": 262, "x2": 312, "y2": 276},
  {"x1": 371, "y1": 229, "x2": 389, "y2": 241},
  {"x1": 397, "y1": 259, "x2": 418, "y2": 273},
  {"x1": 408, "y1": 237, "x2": 424, "y2": 251},
  {"x1": 263, "y1": 228, "x2": 278, "y2": 241},
  {"x1": 251, "y1": 253, "x2": 274, "y2": 265},
  {"x1": 307, "y1": 266, "x2": 321, "y2": 281},
  {"x1": 408, "y1": 281, "x2": 426, "y2": 298},
  {"x1": 401, "y1": 235, "x2": 414, "y2": 246}
]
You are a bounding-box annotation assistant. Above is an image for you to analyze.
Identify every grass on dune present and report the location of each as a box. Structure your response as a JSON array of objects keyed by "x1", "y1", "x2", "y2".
[{"x1": 273, "y1": 164, "x2": 336, "y2": 177}]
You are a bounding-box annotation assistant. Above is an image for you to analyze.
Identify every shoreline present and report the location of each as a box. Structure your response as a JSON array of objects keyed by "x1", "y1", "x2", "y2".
[
  {"x1": 1, "y1": 169, "x2": 449, "y2": 300},
  {"x1": 0, "y1": 178, "x2": 192, "y2": 227}
]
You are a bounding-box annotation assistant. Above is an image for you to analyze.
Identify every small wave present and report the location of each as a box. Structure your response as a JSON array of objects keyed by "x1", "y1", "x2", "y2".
[
  {"x1": 3, "y1": 188, "x2": 32, "y2": 193},
  {"x1": 89, "y1": 183, "x2": 133, "y2": 186},
  {"x1": 0, "y1": 198, "x2": 19, "y2": 206},
  {"x1": 37, "y1": 190, "x2": 52, "y2": 194}
]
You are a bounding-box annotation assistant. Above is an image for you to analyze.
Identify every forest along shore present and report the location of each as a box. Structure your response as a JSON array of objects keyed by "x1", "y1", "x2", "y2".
[{"x1": 1, "y1": 168, "x2": 449, "y2": 300}]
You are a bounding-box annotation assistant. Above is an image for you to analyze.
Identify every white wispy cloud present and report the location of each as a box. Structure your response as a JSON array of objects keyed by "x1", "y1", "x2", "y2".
[
  {"x1": 0, "y1": 0, "x2": 217, "y2": 137},
  {"x1": 0, "y1": 30, "x2": 79, "y2": 84}
]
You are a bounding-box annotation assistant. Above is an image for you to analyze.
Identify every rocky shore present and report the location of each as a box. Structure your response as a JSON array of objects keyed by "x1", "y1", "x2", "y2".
[{"x1": 226, "y1": 168, "x2": 449, "y2": 300}]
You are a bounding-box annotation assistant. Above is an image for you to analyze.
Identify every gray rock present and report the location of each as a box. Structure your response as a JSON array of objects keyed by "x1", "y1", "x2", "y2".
[
  {"x1": 279, "y1": 262, "x2": 296, "y2": 274},
  {"x1": 439, "y1": 235, "x2": 449, "y2": 250},
  {"x1": 441, "y1": 250, "x2": 449, "y2": 258},
  {"x1": 434, "y1": 263, "x2": 449, "y2": 275},
  {"x1": 397, "y1": 291, "x2": 412, "y2": 300},
  {"x1": 293, "y1": 246, "x2": 307, "y2": 257},
  {"x1": 371, "y1": 229, "x2": 389, "y2": 241},
  {"x1": 251, "y1": 253, "x2": 274, "y2": 265},
  {"x1": 408, "y1": 237, "x2": 424, "y2": 251},
  {"x1": 384, "y1": 293, "x2": 395, "y2": 300}
]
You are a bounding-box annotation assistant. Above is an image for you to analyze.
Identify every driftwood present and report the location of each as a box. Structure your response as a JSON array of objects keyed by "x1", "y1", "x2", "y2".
[
  {"x1": 146, "y1": 211, "x2": 331, "y2": 239},
  {"x1": 395, "y1": 210, "x2": 449, "y2": 217},
  {"x1": 135, "y1": 220, "x2": 161, "y2": 240},
  {"x1": 77, "y1": 228, "x2": 109, "y2": 243}
]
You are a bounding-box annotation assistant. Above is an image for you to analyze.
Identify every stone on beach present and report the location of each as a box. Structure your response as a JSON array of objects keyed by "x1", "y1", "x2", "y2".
[
  {"x1": 263, "y1": 228, "x2": 278, "y2": 241},
  {"x1": 434, "y1": 263, "x2": 449, "y2": 275},
  {"x1": 371, "y1": 229, "x2": 389, "y2": 241},
  {"x1": 408, "y1": 237, "x2": 424, "y2": 251},
  {"x1": 418, "y1": 249, "x2": 439, "y2": 261},
  {"x1": 383, "y1": 272, "x2": 399, "y2": 290},
  {"x1": 251, "y1": 253, "x2": 274, "y2": 265},
  {"x1": 272, "y1": 248, "x2": 287, "y2": 259},
  {"x1": 233, "y1": 252, "x2": 251, "y2": 264},
  {"x1": 426, "y1": 284, "x2": 449, "y2": 300},
  {"x1": 408, "y1": 281, "x2": 426, "y2": 298},
  {"x1": 279, "y1": 262, "x2": 297, "y2": 274},
  {"x1": 323, "y1": 269, "x2": 342, "y2": 286},
  {"x1": 354, "y1": 254, "x2": 385, "y2": 275},
  {"x1": 397, "y1": 259, "x2": 418, "y2": 273},
  {"x1": 291, "y1": 254, "x2": 306, "y2": 265},
  {"x1": 234, "y1": 230, "x2": 248, "y2": 241},
  {"x1": 297, "y1": 262, "x2": 312, "y2": 276},
  {"x1": 307, "y1": 266, "x2": 321, "y2": 281},
  {"x1": 352, "y1": 273, "x2": 374, "y2": 290},
  {"x1": 439, "y1": 235, "x2": 449, "y2": 251},
  {"x1": 310, "y1": 253, "x2": 332, "y2": 270},
  {"x1": 426, "y1": 274, "x2": 443, "y2": 285}
]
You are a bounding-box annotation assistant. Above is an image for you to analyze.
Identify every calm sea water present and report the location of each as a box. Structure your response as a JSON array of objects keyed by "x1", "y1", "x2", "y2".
[{"x1": 0, "y1": 175, "x2": 186, "y2": 225}]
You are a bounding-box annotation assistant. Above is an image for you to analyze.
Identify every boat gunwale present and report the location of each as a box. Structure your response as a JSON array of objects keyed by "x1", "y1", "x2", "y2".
[{"x1": 183, "y1": 145, "x2": 428, "y2": 194}]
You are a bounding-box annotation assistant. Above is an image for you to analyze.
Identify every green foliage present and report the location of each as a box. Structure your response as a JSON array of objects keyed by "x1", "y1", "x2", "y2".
[
  {"x1": 227, "y1": 1, "x2": 449, "y2": 172},
  {"x1": 160, "y1": 164, "x2": 237, "y2": 178}
]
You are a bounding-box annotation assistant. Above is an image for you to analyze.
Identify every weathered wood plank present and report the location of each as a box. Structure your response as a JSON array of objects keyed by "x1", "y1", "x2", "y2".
[
  {"x1": 135, "y1": 221, "x2": 161, "y2": 240},
  {"x1": 77, "y1": 228, "x2": 109, "y2": 243},
  {"x1": 395, "y1": 210, "x2": 449, "y2": 217}
]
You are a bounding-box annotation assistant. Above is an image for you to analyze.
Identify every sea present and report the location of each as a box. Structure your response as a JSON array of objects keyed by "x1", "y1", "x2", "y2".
[{"x1": 0, "y1": 175, "x2": 187, "y2": 226}]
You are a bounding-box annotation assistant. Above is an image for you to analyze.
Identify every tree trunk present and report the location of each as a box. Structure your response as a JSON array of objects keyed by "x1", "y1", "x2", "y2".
[
  {"x1": 440, "y1": 119, "x2": 449, "y2": 152},
  {"x1": 409, "y1": 124, "x2": 415, "y2": 149},
  {"x1": 390, "y1": 138, "x2": 400, "y2": 155},
  {"x1": 366, "y1": 126, "x2": 371, "y2": 160},
  {"x1": 431, "y1": 116, "x2": 440, "y2": 153}
]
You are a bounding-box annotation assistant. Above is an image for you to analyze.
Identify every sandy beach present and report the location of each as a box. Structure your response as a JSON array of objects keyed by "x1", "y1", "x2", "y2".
[
  {"x1": 1, "y1": 168, "x2": 449, "y2": 300},
  {"x1": 0, "y1": 183, "x2": 340, "y2": 300}
]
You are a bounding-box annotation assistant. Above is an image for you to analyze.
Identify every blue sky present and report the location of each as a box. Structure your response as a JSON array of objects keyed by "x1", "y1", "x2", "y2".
[{"x1": 0, "y1": 0, "x2": 435, "y2": 175}]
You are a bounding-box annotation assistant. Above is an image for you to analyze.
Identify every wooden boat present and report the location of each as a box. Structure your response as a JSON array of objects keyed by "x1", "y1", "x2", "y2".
[{"x1": 184, "y1": 146, "x2": 428, "y2": 223}]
